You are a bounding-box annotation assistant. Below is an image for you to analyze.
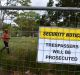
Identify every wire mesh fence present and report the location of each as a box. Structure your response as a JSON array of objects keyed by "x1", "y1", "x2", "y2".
[{"x1": 0, "y1": 6, "x2": 80, "y2": 75}]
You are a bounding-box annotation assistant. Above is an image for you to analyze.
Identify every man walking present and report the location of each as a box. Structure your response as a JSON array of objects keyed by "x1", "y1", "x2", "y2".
[{"x1": 0, "y1": 29, "x2": 10, "y2": 54}]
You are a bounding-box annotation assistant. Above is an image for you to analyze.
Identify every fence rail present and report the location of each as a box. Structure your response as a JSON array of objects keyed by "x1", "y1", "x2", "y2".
[{"x1": 0, "y1": 6, "x2": 80, "y2": 11}]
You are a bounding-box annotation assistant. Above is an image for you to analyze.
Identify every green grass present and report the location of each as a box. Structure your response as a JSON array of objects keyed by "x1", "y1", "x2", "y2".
[
  {"x1": 9, "y1": 37, "x2": 37, "y2": 56},
  {"x1": 0, "y1": 37, "x2": 38, "y2": 71},
  {"x1": 0, "y1": 37, "x2": 80, "y2": 75}
]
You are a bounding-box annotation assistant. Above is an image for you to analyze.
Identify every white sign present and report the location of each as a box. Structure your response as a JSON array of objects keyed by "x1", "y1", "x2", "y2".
[{"x1": 37, "y1": 27, "x2": 80, "y2": 65}]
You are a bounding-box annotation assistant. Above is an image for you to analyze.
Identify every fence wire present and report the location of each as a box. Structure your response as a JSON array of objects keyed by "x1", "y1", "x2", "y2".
[{"x1": 0, "y1": 6, "x2": 80, "y2": 75}]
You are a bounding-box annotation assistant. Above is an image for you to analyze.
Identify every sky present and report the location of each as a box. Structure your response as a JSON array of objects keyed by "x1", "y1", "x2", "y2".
[
  {"x1": 3, "y1": 0, "x2": 49, "y2": 24},
  {"x1": 1, "y1": 0, "x2": 49, "y2": 6},
  {"x1": 31, "y1": 0, "x2": 49, "y2": 6},
  {"x1": 1, "y1": 0, "x2": 58, "y2": 7},
  {"x1": 2, "y1": 0, "x2": 57, "y2": 24}
]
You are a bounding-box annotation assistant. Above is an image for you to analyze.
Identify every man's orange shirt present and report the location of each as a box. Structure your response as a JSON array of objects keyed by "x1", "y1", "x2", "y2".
[{"x1": 2, "y1": 33, "x2": 10, "y2": 42}]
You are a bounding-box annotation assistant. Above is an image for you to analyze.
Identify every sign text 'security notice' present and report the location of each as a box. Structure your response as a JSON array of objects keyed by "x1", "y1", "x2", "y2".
[{"x1": 37, "y1": 27, "x2": 80, "y2": 65}]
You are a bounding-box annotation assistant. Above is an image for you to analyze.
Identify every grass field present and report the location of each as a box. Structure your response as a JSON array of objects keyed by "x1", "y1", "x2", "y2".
[
  {"x1": 0, "y1": 37, "x2": 39, "y2": 73},
  {"x1": 0, "y1": 37, "x2": 52, "y2": 74},
  {"x1": 0, "y1": 37, "x2": 37, "y2": 57},
  {"x1": 0, "y1": 37, "x2": 80, "y2": 75}
]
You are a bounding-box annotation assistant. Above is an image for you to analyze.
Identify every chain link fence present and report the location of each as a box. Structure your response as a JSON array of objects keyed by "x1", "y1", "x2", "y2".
[{"x1": 0, "y1": 6, "x2": 80, "y2": 75}]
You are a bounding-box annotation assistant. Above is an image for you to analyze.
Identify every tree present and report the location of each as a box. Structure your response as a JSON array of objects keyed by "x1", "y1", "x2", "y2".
[
  {"x1": 0, "y1": 0, "x2": 31, "y2": 29},
  {"x1": 56, "y1": 0, "x2": 80, "y2": 7},
  {"x1": 47, "y1": 0, "x2": 80, "y2": 27},
  {"x1": 39, "y1": 0, "x2": 54, "y2": 26},
  {"x1": 14, "y1": 11, "x2": 40, "y2": 36},
  {"x1": 18, "y1": 0, "x2": 31, "y2": 6},
  {"x1": 47, "y1": 0, "x2": 54, "y2": 22},
  {"x1": 46, "y1": 0, "x2": 54, "y2": 26},
  {"x1": 40, "y1": 14, "x2": 46, "y2": 26}
]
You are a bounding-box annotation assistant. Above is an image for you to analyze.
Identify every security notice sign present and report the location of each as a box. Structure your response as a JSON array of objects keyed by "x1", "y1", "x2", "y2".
[{"x1": 37, "y1": 27, "x2": 80, "y2": 65}]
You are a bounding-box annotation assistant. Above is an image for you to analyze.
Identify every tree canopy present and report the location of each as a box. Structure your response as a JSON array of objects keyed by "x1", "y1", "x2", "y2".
[
  {"x1": 14, "y1": 11, "x2": 40, "y2": 31},
  {"x1": 47, "y1": 0, "x2": 80, "y2": 27},
  {"x1": 0, "y1": 0, "x2": 31, "y2": 29}
]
